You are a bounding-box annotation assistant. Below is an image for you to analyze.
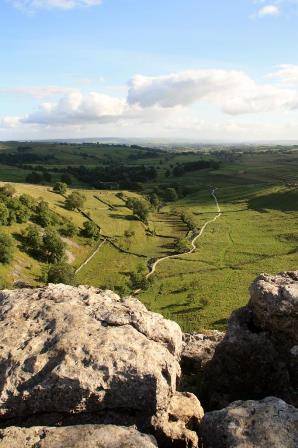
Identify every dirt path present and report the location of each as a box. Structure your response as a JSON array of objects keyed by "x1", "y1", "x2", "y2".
[
  {"x1": 75, "y1": 239, "x2": 107, "y2": 274},
  {"x1": 146, "y1": 189, "x2": 222, "y2": 279}
]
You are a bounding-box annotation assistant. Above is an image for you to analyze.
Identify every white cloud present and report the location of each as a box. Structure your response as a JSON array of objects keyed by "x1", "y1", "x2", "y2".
[
  {"x1": 257, "y1": 4, "x2": 280, "y2": 16},
  {"x1": 22, "y1": 91, "x2": 126, "y2": 125},
  {"x1": 8, "y1": 0, "x2": 102, "y2": 10},
  {"x1": 127, "y1": 69, "x2": 298, "y2": 115},
  {"x1": 270, "y1": 64, "x2": 298, "y2": 85}
]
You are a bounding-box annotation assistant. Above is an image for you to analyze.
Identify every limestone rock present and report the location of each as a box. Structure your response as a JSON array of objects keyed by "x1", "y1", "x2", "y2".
[
  {"x1": 201, "y1": 272, "x2": 298, "y2": 410},
  {"x1": 0, "y1": 284, "x2": 182, "y2": 422},
  {"x1": 201, "y1": 397, "x2": 298, "y2": 448},
  {"x1": 0, "y1": 424, "x2": 158, "y2": 448},
  {"x1": 182, "y1": 331, "x2": 224, "y2": 371},
  {"x1": 249, "y1": 271, "x2": 298, "y2": 340},
  {"x1": 151, "y1": 392, "x2": 204, "y2": 448}
]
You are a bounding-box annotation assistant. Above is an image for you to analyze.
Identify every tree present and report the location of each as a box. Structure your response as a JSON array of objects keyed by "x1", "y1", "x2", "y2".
[
  {"x1": 64, "y1": 192, "x2": 86, "y2": 210},
  {"x1": 174, "y1": 238, "x2": 191, "y2": 254},
  {"x1": 0, "y1": 184, "x2": 15, "y2": 197},
  {"x1": 164, "y1": 187, "x2": 178, "y2": 202},
  {"x1": 0, "y1": 203, "x2": 9, "y2": 226},
  {"x1": 148, "y1": 192, "x2": 160, "y2": 209},
  {"x1": 0, "y1": 233, "x2": 14, "y2": 264},
  {"x1": 53, "y1": 182, "x2": 67, "y2": 195},
  {"x1": 46, "y1": 262, "x2": 75, "y2": 285},
  {"x1": 19, "y1": 194, "x2": 35, "y2": 209},
  {"x1": 35, "y1": 200, "x2": 52, "y2": 227},
  {"x1": 80, "y1": 221, "x2": 100, "y2": 240},
  {"x1": 42, "y1": 228, "x2": 66, "y2": 263},
  {"x1": 60, "y1": 221, "x2": 77, "y2": 237},
  {"x1": 129, "y1": 265, "x2": 150, "y2": 290},
  {"x1": 22, "y1": 224, "x2": 42, "y2": 257},
  {"x1": 126, "y1": 198, "x2": 150, "y2": 224}
]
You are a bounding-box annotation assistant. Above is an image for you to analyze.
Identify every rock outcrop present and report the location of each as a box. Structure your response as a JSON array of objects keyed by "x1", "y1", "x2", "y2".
[
  {"x1": 182, "y1": 331, "x2": 224, "y2": 371},
  {"x1": 0, "y1": 425, "x2": 158, "y2": 448},
  {"x1": 201, "y1": 271, "x2": 298, "y2": 410},
  {"x1": 0, "y1": 284, "x2": 203, "y2": 447},
  {"x1": 201, "y1": 397, "x2": 298, "y2": 448}
]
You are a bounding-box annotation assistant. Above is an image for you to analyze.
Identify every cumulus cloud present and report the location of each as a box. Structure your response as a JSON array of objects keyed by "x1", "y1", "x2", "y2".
[
  {"x1": 3, "y1": 67, "x2": 298, "y2": 132},
  {"x1": 270, "y1": 64, "x2": 298, "y2": 85},
  {"x1": 22, "y1": 91, "x2": 126, "y2": 125},
  {"x1": 9, "y1": 0, "x2": 102, "y2": 10},
  {"x1": 127, "y1": 69, "x2": 298, "y2": 115},
  {"x1": 258, "y1": 5, "x2": 280, "y2": 16}
]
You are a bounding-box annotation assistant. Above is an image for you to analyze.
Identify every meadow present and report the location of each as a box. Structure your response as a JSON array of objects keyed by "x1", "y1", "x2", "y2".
[{"x1": 0, "y1": 142, "x2": 297, "y2": 332}]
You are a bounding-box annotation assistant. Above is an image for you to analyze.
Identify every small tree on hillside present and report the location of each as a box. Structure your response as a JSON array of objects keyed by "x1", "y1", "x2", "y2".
[
  {"x1": 0, "y1": 233, "x2": 14, "y2": 264},
  {"x1": 126, "y1": 198, "x2": 150, "y2": 224},
  {"x1": 0, "y1": 203, "x2": 9, "y2": 226},
  {"x1": 42, "y1": 228, "x2": 66, "y2": 263},
  {"x1": 60, "y1": 221, "x2": 77, "y2": 237},
  {"x1": 0, "y1": 184, "x2": 16, "y2": 197},
  {"x1": 80, "y1": 221, "x2": 100, "y2": 240},
  {"x1": 64, "y1": 192, "x2": 86, "y2": 211},
  {"x1": 53, "y1": 182, "x2": 67, "y2": 195},
  {"x1": 164, "y1": 187, "x2": 178, "y2": 202},
  {"x1": 46, "y1": 262, "x2": 76, "y2": 285}
]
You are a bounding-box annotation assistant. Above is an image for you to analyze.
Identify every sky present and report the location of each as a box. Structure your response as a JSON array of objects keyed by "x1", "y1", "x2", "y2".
[{"x1": 1, "y1": 0, "x2": 298, "y2": 141}]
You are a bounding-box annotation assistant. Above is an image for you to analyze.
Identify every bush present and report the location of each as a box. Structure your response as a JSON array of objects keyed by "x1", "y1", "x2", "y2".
[
  {"x1": 80, "y1": 221, "x2": 100, "y2": 240},
  {"x1": 174, "y1": 238, "x2": 191, "y2": 253},
  {"x1": 164, "y1": 187, "x2": 178, "y2": 202},
  {"x1": 22, "y1": 224, "x2": 43, "y2": 257},
  {"x1": 60, "y1": 221, "x2": 77, "y2": 237},
  {"x1": 0, "y1": 184, "x2": 15, "y2": 197},
  {"x1": 34, "y1": 200, "x2": 53, "y2": 228},
  {"x1": 46, "y1": 263, "x2": 76, "y2": 285},
  {"x1": 126, "y1": 198, "x2": 150, "y2": 223},
  {"x1": 64, "y1": 192, "x2": 86, "y2": 210},
  {"x1": 42, "y1": 228, "x2": 66, "y2": 263},
  {"x1": 53, "y1": 182, "x2": 67, "y2": 195},
  {"x1": 0, "y1": 233, "x2": 14, "y2": 264},
  {"x1": 129, "y1": 265, "x2": 150, "y2": 290},
  {"x1": 0, "y1": 203, "x2": 9, "y2": 226}
]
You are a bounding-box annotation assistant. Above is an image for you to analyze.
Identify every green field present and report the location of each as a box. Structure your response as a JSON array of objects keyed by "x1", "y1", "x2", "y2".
[{"x1": 0, "y1": 142, "x2": 297, "y2": 332}]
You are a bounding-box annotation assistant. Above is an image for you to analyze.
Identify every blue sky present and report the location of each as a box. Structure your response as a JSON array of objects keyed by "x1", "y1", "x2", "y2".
[{"x1": 1, "y1": 0, "x2": 298, "y2": 140}]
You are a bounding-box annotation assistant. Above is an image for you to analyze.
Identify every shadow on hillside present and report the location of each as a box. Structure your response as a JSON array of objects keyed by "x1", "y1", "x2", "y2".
[
  {"x1": 248, "y1": 189, "x2": 298, "y2": 212},
  {"x1": 109, "y1": 213, "x2": 137, "y2": 221}
]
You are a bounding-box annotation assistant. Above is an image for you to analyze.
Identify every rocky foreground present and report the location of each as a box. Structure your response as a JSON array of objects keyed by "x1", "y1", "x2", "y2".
[{"x1": 0, "y1": 271, "x2": 297, "y2": 447}]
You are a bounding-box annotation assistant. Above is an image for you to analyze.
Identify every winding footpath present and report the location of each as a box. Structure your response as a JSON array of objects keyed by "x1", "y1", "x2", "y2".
[
  {"x1": 146, "y1": 189, "x2": 222, "y2": 280},
  {"x1": 75, "y1": 239, "x2": 107, "y2": 274}
]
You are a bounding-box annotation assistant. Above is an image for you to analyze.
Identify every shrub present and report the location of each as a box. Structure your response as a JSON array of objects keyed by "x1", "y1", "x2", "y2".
[
  {"x1": 53, "y1": 182, "x2": 67, "y2": 195},
  {"x1": 80, "y1": 221, "x2": 100, "y2": 240},
  {"x1": 0, "y1": 203, "x2": 9, "y2": 226},
  {"x1": 64, "y1": 192, "x2": 86, "y2": 210},
  {"x1": 46, "y1": 262, "x2": 76, "y2": 285},
  {"x1": 0, "y1": 233, "x2": 14, "y2": 264},
  {"x1": 60, "y1": 221, "x2": 77, "y2": 237}
]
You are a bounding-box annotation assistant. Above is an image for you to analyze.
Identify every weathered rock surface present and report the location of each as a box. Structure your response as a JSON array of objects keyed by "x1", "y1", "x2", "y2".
[
  {"x1": 249, "y1": 271, "x2": 298, "y2": 340},
  {"x1": 0, "y1": 424, "x2": 158, "y2": 448},
  {"x1": 151, "y1": 392, "x2": 204, "y2": 448},
  {"x1": 201, "y1": 397, "x2": 298, "y2": 448},
  {"x1": 201, "y1": 271, "x2": 298, "y2": 410},
  {"x1": 0, "y1": 284, "x2": 181, "y2": 421},
  {"x1": 182, "y1": 331, "x2": 224, "y2": 371}
]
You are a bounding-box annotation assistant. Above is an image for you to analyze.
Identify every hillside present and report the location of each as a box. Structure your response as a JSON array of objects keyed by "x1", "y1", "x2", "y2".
[{"x1": 0, "y1": 143, "x2": 297, "y2": 332}]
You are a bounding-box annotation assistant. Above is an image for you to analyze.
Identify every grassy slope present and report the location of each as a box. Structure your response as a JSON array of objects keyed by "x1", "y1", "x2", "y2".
[{"x1": 0, "y1": 145, "x2": 297, "y2": 333}]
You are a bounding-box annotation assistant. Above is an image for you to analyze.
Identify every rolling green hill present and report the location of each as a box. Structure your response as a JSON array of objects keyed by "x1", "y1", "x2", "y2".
[{"x1": 0, "y1": 142, "x2": 297, "y2": 332}]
